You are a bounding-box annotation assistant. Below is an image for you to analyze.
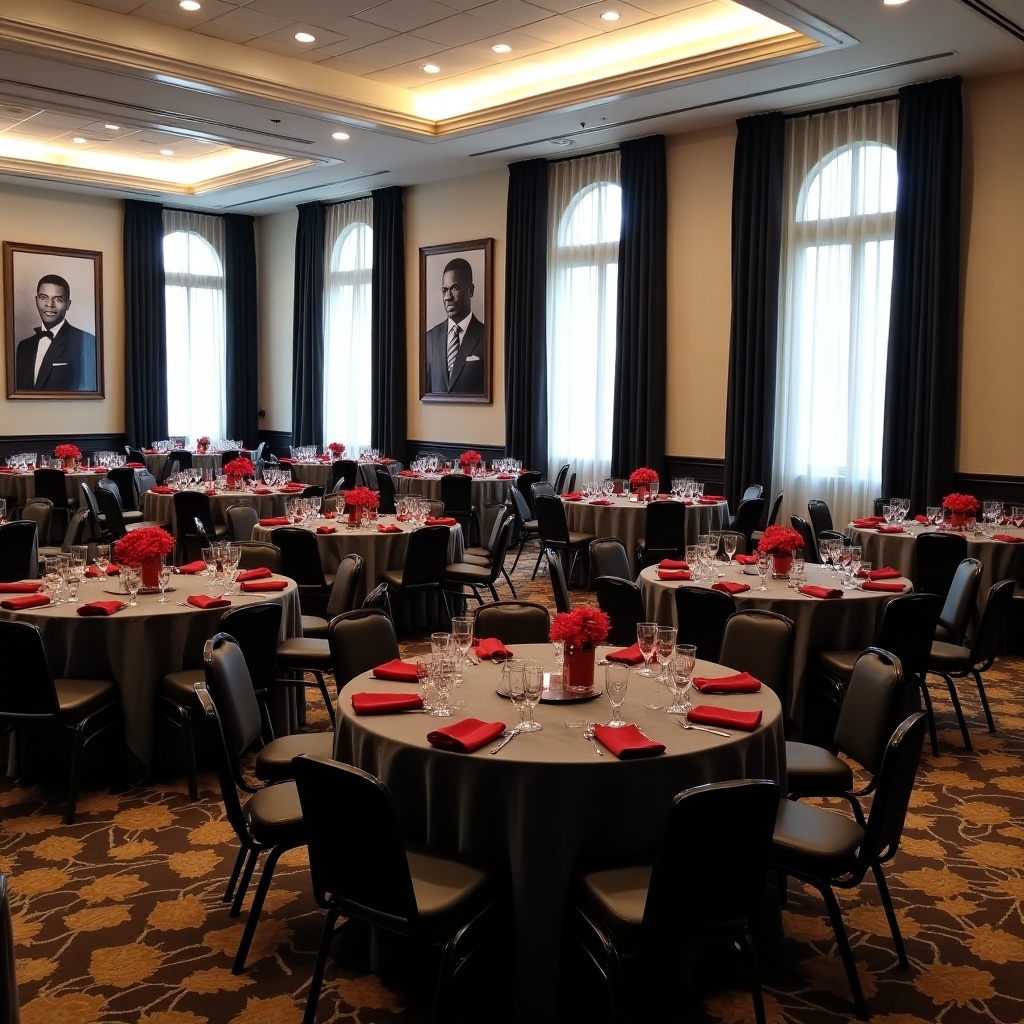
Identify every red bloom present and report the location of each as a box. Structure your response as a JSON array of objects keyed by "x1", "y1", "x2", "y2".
[
  {"x1": 628, "y1": 467, "x2": 659, "y2": 487},
  {"x1": 327, "y1": 442, "x2": 346, "y2": 455},
  {"x1": 114, "y1": 527, "x2": 175, "y2": 567},
  {"x1": 222, "y1": 457, "x2": 255, "y2": 478},
  {"x1": 197, "y1": 436, "x2": 210, "y2": 447},
  {"x1": 54, "y1": 444, "x2": 81, "y2": 460},
  {"x1": 757, "y1": 525, "x2": 804, "y2": 556},
  {"x1": 550, "y1": 607, "x2": 611, "y2": 651},
  {"x1": 459, "y1": 449, "x2": 483, "y2": 469},
  {"x1": 343, "y1": 486, "x2": 380, "y2": 509},
  {"x1": 942, "y1": 493, "x2": 979, "y2": 513}
]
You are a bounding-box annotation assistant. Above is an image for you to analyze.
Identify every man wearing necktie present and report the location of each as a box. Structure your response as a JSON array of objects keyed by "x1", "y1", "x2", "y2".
[
  {"x1": 424, "y1": 258, "x2": 487, "y2": 396},
  {"x1": 15, "y1": 274, "x2": 98, "y2": 393}
]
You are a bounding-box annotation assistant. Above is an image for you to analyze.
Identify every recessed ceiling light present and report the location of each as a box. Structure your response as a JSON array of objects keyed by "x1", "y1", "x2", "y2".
[
  {"x1": 160, "y1": 148, "x2": 175, "y2": 156},
  {"x1": 332, "y1": 131, "x2": 350, "y2": 141},
  {"x1": 422, "y1": 64, "x2": 440, "y2": 74},
  {"x1": 104, "y1": 123, "x2": 120, "y2": 131},
  {"x1": 883, "y1": 1, "x2": 910, "y2": 5},
  {"x1": 551, "y1": 138, "x2": 573, "y2": 147},
  {"x1": 601, "y1": 10, "x2": 620, "y2": 21},
  {"x1": 294, "y1": 31, "x2": 316, "y2": 43},
  {"x1": 492, "y1": 43, "x2": 511, "y2": 53},
  {"x1": 72, "y1": 137, "x2": 88, "y2": 144},
  {"x1": 179, "y1": 1, "x2": 201, "y2": 10}
]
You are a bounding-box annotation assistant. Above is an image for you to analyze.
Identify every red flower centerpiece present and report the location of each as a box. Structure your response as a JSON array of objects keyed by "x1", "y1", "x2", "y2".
[
  {"x1": 196, "y1": 435, "x2": 210, "y2": 454},
  {"x1": 458, "y1": 449, "x2": 483, "y2": 474},
  {"x1": 942, "y1": 493, "x2": 978, "y2": 528},
  {"x1": 550, "y1": 606, "x2": 611, "y2": 693},
  {"x1": 114, "y1": 526, "x2": 175, "y2": 589},
  {"x1": 757, "y1": 524, "x2": 804, "y2": 578},
  {"x1": 342, "y1": 485, "x2": 380, "y2": 527},
  {"x1": 628, "y1": 467, "x2": 659, "y2": 502},
  {"x1": 55, "y1": 443, "x2": 81, "y2": 469},
  {"x1": 327, "y1": 441, "x2": 346, "y2": 460},
  {"x1": 222, "y1": 456, "x2": 254, "y2": 489}
]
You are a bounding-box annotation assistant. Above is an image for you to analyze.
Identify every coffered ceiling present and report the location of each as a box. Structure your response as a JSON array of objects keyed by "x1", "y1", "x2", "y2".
[{"x1": 0, "y1": 0, "x2": 1022, "y2": 213}]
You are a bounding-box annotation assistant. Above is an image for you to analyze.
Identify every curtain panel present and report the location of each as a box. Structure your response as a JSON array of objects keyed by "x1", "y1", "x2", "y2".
[
  {"x1": 224, "y1": 214, "x2": 258, "y2": 445},
  {"x1": 881, "y1": 77, "x2": 963, "y2": 511},
  {"x1": 504, "y1": 158, "x2": 549, "y2": 471},
  {"x1": 612, "y1": 134, "x2": 667, "y2": 477},
  {"x1": 291, "y1": 201, "x2": 326, "y2": 448}
]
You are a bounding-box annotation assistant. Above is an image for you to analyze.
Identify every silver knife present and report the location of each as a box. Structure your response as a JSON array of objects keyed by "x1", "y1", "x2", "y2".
[{"x1": 489, "y1": 727, "x2": 521, "y2": 754}]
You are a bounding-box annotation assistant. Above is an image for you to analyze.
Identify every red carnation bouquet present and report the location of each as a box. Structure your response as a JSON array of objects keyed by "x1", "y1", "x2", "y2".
[
  {"x1": 327, "y1": 442, "x2": 346, "y2": 457},
  {"x1": 222, "y1": 457, "x2": 255, "y2": 478},
  {"x1": 459, "y1": 449, "x2": 483, "y2": 471},
  {"x1": 628, "y1": 467, "x2": 659, "y2": 487},
  {"x1": 114, "y1": 526, "x2": 175, "y2": 567},
  {"x1": 550, "y1": 607, "x2": 611, "y2": 652},
  {"x1": 757, "y1": 525, "x2": 803, "y2": 556},
  {"x1": 343, "y1": 486, "x2": 380, "y2": 510},
  {"x1": 55, "y1": 444, "x2": 81, "y2": 460},
  {"x1": 942, "y1": 493, "x2": 978, "y2": 513}
]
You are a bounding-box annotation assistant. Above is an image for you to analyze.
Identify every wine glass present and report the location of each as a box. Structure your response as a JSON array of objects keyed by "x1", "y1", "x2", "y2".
[
  {"x1": 416, "y1": 657, "x2": 434, "y2": 712},
  {"x1": 604, "y1": 664, "x2": 629, "y2": 727},
  {"x1": 95, "y1": 543, "x2": 110, "y2": 575},
  {"x1": 755, "y1": 550, "x2": 771, "y2": 591},
  {"x1": 722, "y1": 532, "x2": 738, "y2": 564},
  {"x1": 451, "y1": 615, "x2": 474, "y2": 671},
  {"x1": 520, "y1": 660, "x2": 543, "y2": 732},
  {"x1": 431, "y1": 654, "x2": 456, "y2": 717},
  {"x1": 157, "y1": 560, "x2": 173, "y2": 602},
  {"x1": 504, "y1": 659, "x2": 527, "y2": 728},
  {"x1": 123, "y1": 566, "x2": 141, "y2": 608},
  {"x1": 668, "y1": 644, "x2": 697, "y2": 714},
  {"x1": 636, "y1": 622, "x2": 658, "y2": 677},
  {"x1": 654, "y1": 625, "x2": 677, "y2": 683}
]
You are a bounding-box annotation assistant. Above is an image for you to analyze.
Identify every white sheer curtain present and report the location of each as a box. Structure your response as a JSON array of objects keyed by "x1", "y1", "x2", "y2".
[
  {"x1": 546, "y1": 151, "x2": 621, "y2": 484},
  {"x1": 163, "y1": 210, "x2": 226, "y2": 442},
  {"x1": 323, "y1": 198, "x2": 373, "y2": 454},
  {"x1": 773, "y1": 101, "x2": 898, "y2": 529}
]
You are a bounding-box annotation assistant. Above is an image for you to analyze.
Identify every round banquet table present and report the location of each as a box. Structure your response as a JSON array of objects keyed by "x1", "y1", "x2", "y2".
[
  {"x1": 395, "y1": 471, "x2": 514, "y2": 509},
  {"x1": 0, "y1": 571, "x2": 301, "y2": 779},
  {"x1": 334, "y1": 646, "x2": 785, "y2": 1024},
  {"x1": 143, "y1": 451, "x2": 226, "y2": 480},
  {"x1": 848, "y1": 522, "x2": 1024, "y2": 615},
  {"x1": 0, "y1": 468, "x2": 107, "y2": 509},
  {"x1": 563, "y1": 495, "x2": 730, "y2": 576},
  {"x1": 143, "y1": 487, "x2": 293, "y2": 531},
  {"x1": 637, "y1": 561, "x2": 910, "y2": 737}
]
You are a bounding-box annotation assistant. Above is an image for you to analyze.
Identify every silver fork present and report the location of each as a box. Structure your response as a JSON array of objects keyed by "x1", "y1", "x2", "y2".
[
  {"x1": 489, "y1": 727, "x2": 520, "y2": 754},
  {"x1": 583, "y1": 724, "x2": 604, "y2": 755},
  {"x1": 676, "y1": 719, "x2": 731, "y2": 738}
]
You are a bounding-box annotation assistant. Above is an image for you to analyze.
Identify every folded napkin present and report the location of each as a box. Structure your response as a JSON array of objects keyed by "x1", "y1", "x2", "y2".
[
  {"x1": 861, "y1": 581, "x2": 909, "y2": 593},
  {"x1": 316, "y1": 525, "x2": 337, "y2": 535},
  {"x1": 259, "y1": 516, "x2": 290, "y2": 527},
  {"x1": 425, "y1": 516, "x2": 457, "y2": 526},
  {"x1": 125, "y1": 462, "x2": 145, "y2": 469},
  {"x1": 914, "y1": 514, "x2": 931, "y2": 524},
  {"x1": 204, "y1": 489, "x2": 217, "y2": 497},
  {"x1": 397, "y1": 470, "x2": 420, "y2": 477},
  {"x1": 240, "y1": 580, "x2": 288, "y2": 592},
  {"x1": 876, "y1": 525, "x2": 905, "y2": 534},
  {"x1": 589, "y1": 498, "x2": 613, "y2": 506},
  {"x1": 0, "y1": 581, "x2": 43, "y2": 593},
  {"x1": 712, "y1": 581, "x2": 750, "y2": 595},
  {"x1": 149, "y1": 485, "x2": 174, "y2": 494},
  {"x1": 187, "y1": 595, "x2": 231, "y2": 609},
  {"x1": 702, "y1": 495, "x2": 727, "y2": 502},
  {"x1": 86, "y1": 563, "x2": 120, "y2": 578},
  {"x1": 91, "y1": 467, "x2": 108, "y2": 474},
  {"x1": 76, "y1": 601, "x2": 126, "y2": 616},
  {"x1": 277, "y1": 457, "x2": 295, "y2": 463},
  {"x1": 235, "y1": 567, "x2": 271, "y2": 582},
  {"x1": 799, "y1": 585, "x2": 843, "y2": 599},
  {"x1": 734, "y1": 554, "x2": 758, "y2": 565},
  {"x1": 692, "y1": 671, "x2": 761, "y2": 694},
  {"x1": 852, "y1": 516, "x2": 885, "y2": 527},
  {"x1": 1, "y1": 594, "x2": 51, "y2": 610},
  {"x1": 688, "y1": 705, "x2": 763, "y2": 731},
  {"x1": 377, "y1": 524, "x2": 402, "y2": 533},
  {"x1": 865, "y1": 566, "x2": 901, "y2": 580},
  {"x1": 279, "y1": 485, "x2": 305, "y2": 493},
  {"x1": 323, "y1": 510, "x2": 336, "y2": 519},
  {"x1": 993, "y1": 533, "x2": 1024, "y2": 543},
  {"x1": 177, "y1": 560, "x2": 207, "y2": 575},
  {"x1": 427, "y1": 718, "x2": 506, "y2": 753},
  {"x1": 371, "y1": 659, "x2": 420, "y2": 682},
  {"x1": 495, "y1": 474, "x2": 514, "y2": 480},
  {"x1": 698, "y1": 497, "x2": 721, "y2": 505},
  {"x1": 473, "y1": 637, "x2": 513, "y2": 661},
  {"x1": 658, "y1": 559, "x2": 689, "y2": 570},
  {"x1": 351, "y1": 692, "x2": 424, "y2": 715},
  {"x1": 657, "y1": 569, "x2": 691, "y2": 581},
  {"x1": 252, "y1": 486, "x2": 272, "y2": 495},
  {"x1": 562, "y1": 492, "x2": 583, "y2": 501},
  {"x1": 592, "y1": 723, "x2": 665, "y2": 759},
  {"x1": 607, "y1": 643, "x2": 644, "y2": 665}
]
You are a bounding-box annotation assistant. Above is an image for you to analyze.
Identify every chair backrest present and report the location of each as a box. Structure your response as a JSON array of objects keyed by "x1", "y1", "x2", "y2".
[
  {"x1": 641, "y1": 500, "x2": 686, "y2": 562},
  {"x1": 0, "y1": 873, "x2": 17, "y2": 1024},
  {"x1": 397, "y1": 525, "x2": 450, "y2": 589},
  {"x1": 509, "y1": 486, "x2": 534, "y2": 528},
  {"x1": 589, "y1": 536, "x2": 631, "y2": 581},
  {"x1": 790, "y1": 514, "x2": 820, "y2": 563},
  {"x1": 440, "y1": 473, "x2": 473, "y2": 511},
  {"x1": 135, "y1": 469, "x2": 158, "y2": 496},
  {"x1": 32, "y1": 469, "x2": 71, "y2": 508},
  {"x1": 806, "y1": 499, "x2": 834, "y2": 539},
  {"x1": 362, "y1": 581, "x2": 390, "y2": 612},
  {"x1": 731, "y1": 496, "x2": 765, "y2": 544},
  {"x1": 0, "y1": 522, "x2": 40, "y2": 582},
  {"x1": 19, "y1": 499, "x2": 52, "y2": 547},
  {"x1": 292, "y1": 754, "x2": 418, "y2": 927},
  {"x1": 126, "y1": 447, "x2": 147, "y2": 465},
  {"x1": 968, "y1": 578, "x2": 1016, "y2": 665},
  {"x1": 219, "y1": 449, "x2": 241, "y2": 464},
  {"x1": 275, "y1": 527, "x2": 328, "y2": 586},
  {"x1": 553, "y1": 464, "x2": 570, "y2": 494},
  {"x1": 220, "y1": 602, "x2": 284, "y2": 696},
  {"x1": 740, "y1": 483, "x2": 764, "y2": 504},
  {"x1": 160, "y1": 458, "x2": 180, "y2": 484},
  {"x1": 374, "y1": 468, "x2": 397, "y2": 514},
  {"x1": 106, "y1": 467, "x2": 140, "y2": 511},
  {"x1": 567, "y1": 472, "x2": 577, "y2": 494},
  {"x1": 914, "y1": 532, "x2": 969, "y2": 601},
  {"x1": 59, "y1": 507, "x2": 98, "y2": 551},
  {"x1": 170, "y1": 450, "x2": 193, "y2": 470},
  {"x1": 94, "y1": 485, "x2": 129, "y2": 539},
  {"x1": 172, "y1": 491, "x2": 215, "y2": 539},
  {"x1": 225, "y1": 503, "x2": 260, "y2": 542},
  {"x1": 235, "y1": 540, "x2": 282, "y2": 572},
  {"x1": 546, "y1": 549, "x2": 572, "y2": 614},
  {"x1": 474, "y1": 600, "x2": 551, "y2": 645},
  {"x1": 79, "y1": 482, "x2": 103, "y2": 526},
  {"x1": 531, "y1": 481, "x2": 557, "y2": 505},
  {"x1": 535, "y1": 494, "x2": 570, "y2": 547},
  {"x1": 765, "y1": 492, "x2": 784, "y2": 529},
  {"x1": 833, "y1": 648, "x2": 903, "y2": 775},
  {"x1": 324, "y1": 553, "x2": 365, "y2": 618},
  {"x1": 331, "y1": 459, "x2": 358, "y2": 491},
  {"x1": 719, "y1": 609, "x2": 795, "y2": 704},
  {"x1": 516, "y1": 471, "x2": 542, "y2": 517},
  {"x1": 0, "y1": 619, "x2": 60, "y2": 716},
  {"x1": 642, "y1": 779, "x2": 779, "y2": 941},
  {"x1": 673, "y1": 586, "x2": 736, "y2": 662},
  {"x1": 479, "y1": 502, "x2": 511, "y2": 555},
  {"x1": 936, "y1": 557, "x2": 982, "y2": 642},
  {"x1": 594, "y1": 577, "x2": 647, "y2": 648},
  {"x1": 327, "y1": 608, "x2": 400, "y2": 687},
  {"x1": 358, "y1": 463, "x2": 378, "y2": 488},
  {"x1": 875, "y1": 593, "x2": 941, "y2": 686}
]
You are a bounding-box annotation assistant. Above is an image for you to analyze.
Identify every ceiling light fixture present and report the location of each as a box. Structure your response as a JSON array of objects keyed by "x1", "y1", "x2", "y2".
[
  {"x1": 179, "y1": 1, "x2": 201, "y2": 10},
  {"x1": 423, "y1": 64, "x2": 441, "y2": 74},
  {"x1": 104, "y1": 123, "x2": 120, "y2": 131},
  {"x1": 601, "y1": 11, "x2": 621, "y2": 21},
  {"x1": 72, "y1": 137, "x2": 87, "y2": 144},
  {"x1": 332, "y1": 131, "x2": 349, "y2": 141},
  {"x1": 551, "y1": 138, "x2": 573, "y2": 147},
  {"x1": 160, "y1": 148, "x2": 174, "y2": 156},
  {"x1": 492, "y1": 44, "x2": 511, "y2": 53},
  {"x1": 883, "y1": 0, "x2": 910, "y2": 4},
  {"x1": 294, "y1": 31, "x2": 316, "y2": 43}
]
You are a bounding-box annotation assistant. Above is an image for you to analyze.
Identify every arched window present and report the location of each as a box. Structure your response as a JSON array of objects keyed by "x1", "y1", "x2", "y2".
[
  {"x1": 163, "y1": 211, "x2": 226, "y2": 441},
  {"x1": 773, "y1": 101, "x2": 898, "y2": 527},
  {"x1": 323, "y1": 198, "x2": 373, "y2": 453},
  {"x1": 546, "y1": 152, "x2": 621, "y2": 482}
]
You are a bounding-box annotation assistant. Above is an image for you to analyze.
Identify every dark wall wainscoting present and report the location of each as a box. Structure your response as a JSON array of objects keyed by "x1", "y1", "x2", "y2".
[
  {"x1": 403, "y1": 440, "x2": 506, "y2": 467},
  {"x1": 255, "y1": 429, "x2": 293, "y2": 462},
  {"x1": 664, "y1": 456, "x2": 726, "y2": 495},
  {"x1": 951, "y1": 473, "x2": 1024, "y2": 508},
  {"x1": 0, "y1": 434, "x2": 127, "y2": 463}
]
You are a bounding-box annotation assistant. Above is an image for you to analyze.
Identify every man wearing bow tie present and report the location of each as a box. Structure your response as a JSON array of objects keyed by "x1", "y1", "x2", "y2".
[
  {"x1": 15, "y1": 274, "x2": 98, "y2": 392},
  {"x1": 424, "y1": 258, "x2": 487, "y2": 396}
]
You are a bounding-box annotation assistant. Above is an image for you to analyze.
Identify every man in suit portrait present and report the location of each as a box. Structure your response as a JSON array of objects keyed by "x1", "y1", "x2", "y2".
[
  {"x1": 424, "y1": 257, "x2": 487, "y2": 395},
  {"x1": 15, "y1": 274, "x2": 98, "y2": 392}
]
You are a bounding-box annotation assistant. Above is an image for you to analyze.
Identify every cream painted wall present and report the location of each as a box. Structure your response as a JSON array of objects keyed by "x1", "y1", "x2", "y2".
[
  {"x1": 256, "y1": 209, "x2": 296, "y2": 433},
  {"x1": 0, "y1": 183, "x2": 123, "y2": 436},
  {"x1": 404, "y1": 170, "x2": 506, "y2": 448},
  {"x1": 960, "y1": 70, "x2": 1024, "y2": 476}
]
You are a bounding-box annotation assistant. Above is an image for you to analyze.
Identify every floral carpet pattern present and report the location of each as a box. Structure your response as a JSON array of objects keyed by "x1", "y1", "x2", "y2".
[{"x1": 2, "y1": 557, "x2": 1023, "y2": 1024}]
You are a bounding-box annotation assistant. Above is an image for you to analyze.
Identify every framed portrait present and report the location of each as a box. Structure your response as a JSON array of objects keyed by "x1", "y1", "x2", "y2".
[
  {"x1": 419, "y1": 238, "x2": 492, "y2": 404},
  {"x1": 4, "y1": 241, "x2": 104, "y2": 399}
]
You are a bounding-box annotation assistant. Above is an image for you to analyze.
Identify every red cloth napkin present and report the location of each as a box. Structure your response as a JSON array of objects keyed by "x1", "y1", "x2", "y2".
[
  {"x1": 351, "y1": 692, "x2": 424, "y2": 715},
  {"x1": 495, "y1": 474, "x2": 514, "y2": 480},
  {"x1": 866, "y1": 566, "x2": 901, "y2": 580},
  {"x1": 589, "y1": 499, "x2": 613, "y2": 506},
  {"x1": 76, "y1": 601, "x2": 126, "y2": 616},
  {"x1": 427, "y1": 718, "x2": 506, "y2": 753},
  {"x1": 372, "y1": 659, "x2": 420, "y2": 682},
  {"x1": 799, "y1": 585, "x2": 843, "y2": 599},
  {"x1": 235, "y1": 567, "x2": 271, "y2": 582},
  {"x1": 177, "y1": 561, "x2": 207, "y2": 575},
  {"x1": 852, "y1": 516, "x2": 885, "y2": 527},
  {"x1": 149, "y1": 485, "x2": 174, "y2": 494},
  {"x1": 187, "y1": 595, "x2": 231, "y2": 609},
  {"x1": 607, "y1": 643, "x2": 644, "y2": 665},
  {"x1": 734, "y1": 554, "x2": 758, "y2": 565},
  {"x1": 876, "y1": 525, "x2": 905, "y2": 534},
  {"x1": 377, "y1": 524, "x2": 402, "y2": 533},
  {"x1": 701, "y1": 495, "x2": 727, "y2": 502},
  {"x1": 240, "y1": 580, "x2": 288, "y2": 592},
  {"x1": 86, "y1": 564, "x2": 120, "y2": 578},
  {"x1": 279, "y1": 485, "x2": 305, "y2": 493},
  {"x1": 698, "y1": 497, "x2": 720, "y2": 505},
  {"x1": 425, "y1": 516, "x2": 457, "y2": 526},
  {"x1": 1, "y1": 594, "x2": 51, "y2": 610},
  {"x1": 562, "y1": 492, "x2": 583, "y2": 501},
  {"x1": 125, "y1": 462, "x2": 145, "y2": 469},
  {"x1": 252, "y1": 486, "x2": 272, "y2": 495},
  {"x1": 473, "y1": 637, "x2": 513, "y2": 661},
  {"x1": 712, "y1": 581, "x2": 750, "y2": 595},
  {"x1": 204, "y1": 489, "x2": 217, "y2": 497},
  {"x1": 278, "y1": 457, "x2": 295, "y2": 463},
  {"x1": 692, "y1": 671, "x2": 761, "y2": 694},
  {"x1": 993, "y1": 533, "x2": 1024, "y2": 543},
  {"x1": 657, "y1": 569, "x2": 691, "y2": 581},
  {"x1": 658, "y1": 559, "x2": 689, "y2": 570},
  {"x1": 397, "y1": 470, "x2": 420, "y2": 477},
  {"x1": 0, "y1": 581, "x2": 43, "y2": 593},
  {"x1": 259, "y1": 516, "x2": 290, "y2": 526},
  {"x1": 861, "y1": 581, "x2": 909, "y2": 592},
  {"x1": 592, "y1": 724, "x2": 665, "y2": 759},
  {"x1": 316, "y1": 526, "x2": 337, "y2": 534},
  {"x1": 914, "y1": 514, "x2": 930, "y2": 524},
  {"x1": 688, "y1": 705, "x2": 763, "y2": 731},
  {"x1": 91, "y1": 466, "x2": 108, "y2": 474},
  {"x1": 323, "y1": 510, "x2": 336, "y2": 519}
]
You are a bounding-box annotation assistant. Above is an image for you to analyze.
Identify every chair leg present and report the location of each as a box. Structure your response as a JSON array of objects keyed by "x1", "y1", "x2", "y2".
[
  {"x1": 303, "y1": 907, "x2": 342, "y2": 1024},
  {"x1": 737, "y1": 933, "x2": 768, "y2": 1024},
  {"x1": 917, "y1": 679, "x2": 940, "y2": 755},
  {"x1": 501, "y1": 566, "x2": 518, "y2": 598},
  {"x1": 816, "y1": 880, "x2": 869, "y2": 1019},
  {"x1": 972, "y1": 668, "x2": 997, "y2": 732},
  {"x1": 530, "y1": 546, "x2": 545, "y2": 580},
  {"x1": 233, "y1": 845, "x2": 286, "y2": 973},
  {"x1": 310, "y1": 671, "x2": 336, "y2": 727},
  {"x1": 230, "y1": 847, "x2": 260, "y2": 917},
  {"x1": 871, "y1": 862, "x2": 908, "y2": 968},
  {"x1": 65, "y1": 722, "x2": 88, "y2": 825},
  {"x1": 509, "y1": 537, "x2": 527, "y2": 575},
  {"x1": 939, "y1": 672, "x2": 973, "y2": 752},
  {"x1": 224, "y1": 846, "x2": 248, "y2": 905}
]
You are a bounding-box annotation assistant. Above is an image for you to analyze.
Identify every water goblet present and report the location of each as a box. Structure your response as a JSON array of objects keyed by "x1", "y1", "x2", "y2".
[
  {"x1": 636, "y1": 622, "x2": 658, "y2": 677},
  {"x1": 431, "y1": 631, "x2": 452, "y2": 659},
  {"x1": 755, "y1": 550, "x2": 771, "y2": 591},
  {"x1": 503, "y1": 659, "x2": 527, "y2": 727},
  {"x1": 124, "y1": 567, "x2": 141, "y2": 608},
  {"x1": 157, "y1": 562, "x2": 173, "y2": 602},
  {"x1": 685, "y1": 544, "x2": 700, "y2": 581},
  {"x1": 431, "y1": 654, "x2": 456, "y2": 717},
  {"x1": 604, "y1": 664, "x2": 629, "y2": 727},
  {"x1": 416, "y1": 657, "x2": 434, "y2": 712},
  {"x1": 654, "y1": 625, "x2": 677, "y2": 683},
  {"x1": 451, "y1": 615, "x2": 474, "y2": 669},
  {"x1": 722, "y1": 532, "x2": 738, "y2": 564},
  {"x1": 520, "y1": 661, "x2": 543, "y2": 732},
  {"x1": 95, "y1": 543, "x2": 110, "y2": 574},
  {"x1": 668, "y1": 643, "x2": 697, "y2": 715}
]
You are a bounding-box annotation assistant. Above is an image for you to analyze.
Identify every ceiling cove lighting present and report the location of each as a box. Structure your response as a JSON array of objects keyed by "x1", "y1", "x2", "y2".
[{"x1": 294, "y1": 32, "x2": 316, "y2": 43}]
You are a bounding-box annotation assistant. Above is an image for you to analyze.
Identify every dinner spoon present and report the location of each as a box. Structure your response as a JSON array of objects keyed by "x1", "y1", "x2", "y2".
[{"x1": 583, "y1": 724, "x2": 604, "y2": 755}]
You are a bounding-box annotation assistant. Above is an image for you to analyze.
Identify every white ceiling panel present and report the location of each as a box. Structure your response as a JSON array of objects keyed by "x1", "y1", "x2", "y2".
[
  {"x1": 133, "y1": 0, "x2": 237, "y2": 30},
  {"x1": 355, "y1": 0, "x2": 467, "y2": 35},
  {"x1": 208, "y1": 5, "x2": 295, "y2": 38},
  {"x1": 410, "y1": 13, "x2": 510, "y2": 47}
]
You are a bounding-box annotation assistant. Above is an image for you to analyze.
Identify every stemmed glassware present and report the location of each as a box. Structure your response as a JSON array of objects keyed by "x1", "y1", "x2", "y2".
[
  {"x1": 123, "y1": 566, "x2": 141, "y2": 608},
  {"x1": 604, "y1": 664, "x2": 629, "y2": 727},
  {"x1": 668, "y1": 644, "x2": 697, "y2": 715},
  {"x1": 415, "y1": 657, "x2": 433, "y2": 712},
  {"x1": 520, "y1": 661, "x2": 543, "y2": 732},
  {"x1": 755, "y1": 550, "x2": 771, "y2": 591},
  {"x1": 451, "y1": 615, "x2": 474, "y2": 673},
  {"x1": 431, "y1": 654, "x2": 456, "y2": 717},
  {"x1": 157, "y1": 560, "x2": 173, "y2": 602},
  {"x1": 722, "y1": 532, "x2": 738, "y2": 564},
  {"x1": 94, "y1": 544, "x2": 110, "y2": 575},
  {"x1": 654, "y1": 625, "x2": 677, "y2": 682},
  {"x1": 504, "y1": 659, "x2": 527, "y2": 727},
  {"x1": 636, "y1": 622, "x2": 658, "y2": 676}
]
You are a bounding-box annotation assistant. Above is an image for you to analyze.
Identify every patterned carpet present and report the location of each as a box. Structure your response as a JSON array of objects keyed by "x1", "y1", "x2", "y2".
[{"x1": 2, "y1": 551, "x2": 1023, "y2": 1024}]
